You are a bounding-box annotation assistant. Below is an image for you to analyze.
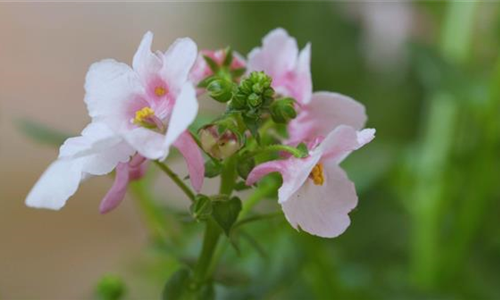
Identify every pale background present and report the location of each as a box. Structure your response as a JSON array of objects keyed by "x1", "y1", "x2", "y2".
[{"x1": 0, "y1": 3, "x2": 224, "y2": 299}]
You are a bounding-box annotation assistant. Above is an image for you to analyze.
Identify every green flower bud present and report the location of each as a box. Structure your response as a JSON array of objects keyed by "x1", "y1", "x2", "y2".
[
  {"x1": 231, "y1": 71, "x2": 274, "y2": 112},
  {"x1": 270, "y1": 98, "x2": 297, "y2": 123},
  {"x1": 199, "y1": 125, "x2": 242, "y2": 160},
  {"x1": 207, "y1": 79, "x2": 234, "y2": 103},
  {"x1": 247, "y1": 93, "x2": 262, "y2": 107}
]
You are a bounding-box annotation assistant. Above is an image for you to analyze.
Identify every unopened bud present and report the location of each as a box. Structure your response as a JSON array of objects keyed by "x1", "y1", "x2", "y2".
[
  {"x1": 207, "y1": 79, "x2": 234, "y2": 103},
  {"x1": 199, "y1": 125, "x2": 241, "y2": 160},
  {"x1": 270, "y1": 98, "x2": 297, "y2": 123}
]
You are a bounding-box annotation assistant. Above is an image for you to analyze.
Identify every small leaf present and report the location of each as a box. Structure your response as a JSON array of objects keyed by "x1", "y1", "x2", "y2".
[
  {"x1": 212, "y1": 197, "x2": 242, "y2": 236},
  {"x1": 190, "y1": 195, "x2": 213, "y2": 221},
  {"x1": 197, "y1": 75, "x2": 217, "y2": 88},
  {"x1": 95, "y1": 274, "x2": 126, "y2": 300},
  {"x1": 204, "y1": 160, "x2": 222, "y2": 178},
  {"x1": 17, "y1": 119, "x2": 72, "y2": 147},
  {"x1": 234, "y1": 181, "x2": 251, "y2": 191},
  {"x1": 296, "y1": 143, "x2": 309, "y2": 157},
  {"x1": 162, "y1": 268, "x2": 191, "y2": 300},
  {"x1": 222, "y1": 47, "x2": 233, "y2": 67},
  {"x1": 203, "y1": 55, "x2": 220, "y2": 73},
  {"x1": 230, "y1": 68, "x2": 246, "y2": 79}
]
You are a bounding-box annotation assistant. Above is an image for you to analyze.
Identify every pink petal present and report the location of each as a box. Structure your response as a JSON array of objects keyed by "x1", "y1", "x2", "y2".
[
  {"x1": 246, "y1": 154, "x2": 321, "y2": 204},
  {"x1": 288, "y1": 92, "x2": 367, "y2": 144},
  {"x1": 173, "y1": 131, "x2": 205, "y2": 192},
  {"x1": 281, "y1": 162, "x2": 358, "y2": 238},
  {"x1": 317, "y1": 125, "x2": 375, "y2": 164},
  {"x1": 99, "y1": 162, "x2": 130, "y2": 214}
]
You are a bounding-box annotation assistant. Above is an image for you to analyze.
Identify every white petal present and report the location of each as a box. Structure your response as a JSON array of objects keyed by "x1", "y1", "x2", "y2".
[
  {"x1": 316, "y1": 125, "x2": 375, "y2": 164},
  {"x1": 161, "y1": 38, "x2": 198, "y2": 92},
  {"x1": 123, "y1": 127, "x2": 166, "y2": 160},
  {"x1": 311, "y1": 92, "x2": 367, "y2": 130},
  {"x1": 81, "y1": 140, "x2": 135, "y2": 176},
  {"x1": 59, "y1": 122, "x2": 122, "y2": 159},
  {"x1": 163, "y1": 83, "x2": 198, "y2": 153},
  {"x1": 84, "y1": 59, "x2": 142, "y2": 131},
  {"x1": 281, "y1": 162, "x2": 358, "y2": 238},
  {"x1": 26, "y1": 159, "x2": 84, "y2": 210},
  {"x1": 132, "y1": 31, "x2": 162, "y2": 79}
]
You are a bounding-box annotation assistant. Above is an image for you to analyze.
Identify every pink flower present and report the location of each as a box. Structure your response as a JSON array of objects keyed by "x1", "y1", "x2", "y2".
[
  {"x1": 26, "y1": 32, "x2": 204, "y2": 212},
  {"x1": 190, "y1": 49, "x2": 246, "y2": 87},
  {"x1": 247, "y1": 28, "x2": 312, "y2": 105},
  {"x1": 287, "y1": 92, "x2": 367, "y2": 146},
  {"x1": 246, "y1": 126, "x2": 375, "y2": 238}
]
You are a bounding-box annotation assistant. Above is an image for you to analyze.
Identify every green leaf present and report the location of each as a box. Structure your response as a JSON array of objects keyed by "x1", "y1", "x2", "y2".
[
  {"x1": 197, "y1": 75, "x2": 217, "y2": 88},
  {"x1": 204, "y1": 160, "x2": 222, "y2": 178},
  {"x1": 17, "y1": 119, "x2": 72, "y2": 147},
  {"x1": 212, "y1": 197, "x2": 242, "y2": 236},
  {"x1": 234, "y1": 181, "x2": 251, "y2": 191},
  {"x1": 190, "y1": 195, "x2": 213, "y2": 221},
  {"x1": 162, "y1": 268, "x2": 191, "y2": 300},
  {"x1": 95, "y1": 274, "x2": 126, "y2": 300},
  {"x1": 230, "y1": 68, "x2": 246, "y2": 79},
  {"x1": 203, "y1": 55, "x2": 219, "y2": 73},
  {"x1": 296, "y1": 143, "x2": 309, "y2": 157},
  {"x1": 222, "y1": 47, "x2": 233, "y2": 67}
]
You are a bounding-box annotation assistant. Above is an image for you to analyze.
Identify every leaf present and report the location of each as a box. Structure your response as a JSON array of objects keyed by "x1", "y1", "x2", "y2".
[
  {"x1": 95, "y1": 274, "x2": 126, "y2": 300},
  {"x1": 203, "y1": 55, "x2": 220, "y2": 73},
  {"x1": 197, "y1": 75, "x2": 217, "y2": 88},
  {"x1": 222, "y1": 46, "x2": 233, "y2": 67},
  {"x1": 162, "y1": 268, "x2": 191, "y2": 300},
  {"x1": 296, "y1": 143, "x2": 309, "y2": 158},
  {"x1": 204, "y1": 160, "x2": 222, "y2": 178},
  {"x1": 234, "y1": 181, "x2": 251, "y2": 191},
  {"x1": 190, "y1": 195, "x2": 213, "y2": 221},
  {"x1": 212, "y1": 197, "x2": 242, "y2": 236},
  {"x1": 17, "y1": 119, "x2": 72, "y2": 147},
  {"x1": 230, "y1": 67, "x2": 246, "y2": 79}
]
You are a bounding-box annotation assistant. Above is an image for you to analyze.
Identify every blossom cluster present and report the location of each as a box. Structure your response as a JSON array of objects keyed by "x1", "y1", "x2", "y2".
[{"x1": 26, "y1": 28, "x2": 375, "y2": 238}]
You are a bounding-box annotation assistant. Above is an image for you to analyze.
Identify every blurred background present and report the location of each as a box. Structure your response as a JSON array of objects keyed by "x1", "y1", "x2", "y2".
[{"x1": 1, "y1": 2, "x2": 500, "y2": 299}]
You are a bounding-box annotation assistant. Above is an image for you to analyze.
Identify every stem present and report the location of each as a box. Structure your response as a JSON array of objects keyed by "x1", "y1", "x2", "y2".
[
  {"x1": 219, "y1": 156, "x2": 237, "y2": 195},
  {"x1": 248, "y1": 144, "x2": 305, "y2": 159},
  {"x1": 192, "y1": 219, "x2": 221, "y2": 285},
  {"x1": 153, "y1": 160, "x2": 196, "y2": 203}
]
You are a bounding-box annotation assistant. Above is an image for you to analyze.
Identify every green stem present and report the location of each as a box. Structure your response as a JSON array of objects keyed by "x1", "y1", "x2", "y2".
[
  {"x1": 153, "y1": 160, "x2": 196, "y2": 203},
  {"x1": 219, "y1": 156, "x2": 237, "y2": 195},
  {"x1": 248, "y1": 144, "x2": 305, "y2": 159},
  {"x1": 192, "y1": 219, "x2": 221, "y2": 285}
]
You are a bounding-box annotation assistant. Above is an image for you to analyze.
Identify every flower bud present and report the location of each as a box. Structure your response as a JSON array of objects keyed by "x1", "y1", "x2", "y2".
[
  {"x1": 270, "y1": 98, "x2": 297, "y2": 123},
  {"x1": 207, "y1": 79, "x2": 234, "y2": 103},
  {"x1": 199, "y1": 125, "x2": 242, "y2": 160}
]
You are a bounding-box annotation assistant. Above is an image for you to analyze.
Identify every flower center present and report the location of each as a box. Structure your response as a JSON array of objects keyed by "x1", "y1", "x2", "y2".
[
  {"x1": 132, "y1": 106, "x2": 165, "y2": 132},
  {"x1": 133, "y1": 107, "x2": 155, "y2": 125},
  {"x1": 155, "y1": 86, "x2": 167, "y2": 97},
  {"x1": 310, "y1": 163, "x2": 324, "y2": 186}
]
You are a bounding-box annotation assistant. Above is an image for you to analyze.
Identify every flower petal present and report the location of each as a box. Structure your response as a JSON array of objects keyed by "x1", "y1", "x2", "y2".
[
  {"x1": 288, "y1": 92, "x2": 367, "y2": 144},
  {"x1": 317, "y1": 125, "x2": 375, "y2": 164},
  {"x1": 132, "y1": 31, "x2": 162, "y2": 80},
  {"x1": 25, "y1": 159, "x2": 84, "y2": 210},
  {"x1": 281, "y1": 162, "x2": 358, "y2": 238},
  {"x1": 246, "y1": 154, "x2": 321, "y2": 204},
  {"x1": 247, "y1": 28, "x2": 298, "y2": 78},
  {"x1": 99, "y1": 162, "x2": 130, "y2": 214},
  {"x1": 84, "y1": 59, "x2": 142, "y2": 131},
  {"x1": 124, "y1": 127, "x2": 166, "y2": 160},
  {"x1": 291, "y1": 43, "x2": 313, "y2": 104},
  {"x1": 161, "y1": 37, "x2": 198, "y2": 92},
  {"x1": 173, "y1": 131, "x2": 205, "y2": 192},
  {"x1": 164, "y1": 82, "x2": 198, "y2": 153}
]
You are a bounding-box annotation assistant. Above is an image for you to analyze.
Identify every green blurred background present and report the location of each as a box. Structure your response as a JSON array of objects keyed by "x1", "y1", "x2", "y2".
[{"x1": 1, "y1": 2, "x2": 500, "y2": 299}]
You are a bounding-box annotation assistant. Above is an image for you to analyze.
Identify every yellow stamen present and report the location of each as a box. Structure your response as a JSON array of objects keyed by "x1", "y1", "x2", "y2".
[
  {"x1": 155, "y1": 86, "x2": 167, "y2": 97},
  {"x1": 133, "y1": 107, "x2": 155, "y2": 125},
  {"x1": 310, "y1": 163, "x2": 324, "y2": 186}
]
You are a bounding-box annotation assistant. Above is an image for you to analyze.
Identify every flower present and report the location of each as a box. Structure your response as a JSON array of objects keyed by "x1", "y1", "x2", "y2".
[
  {"x1": 190, "y1": 49, "x2": 246, "y2": 87},
  {"x1": 26, "y1": 32, "x2": 205, "y2": 212},
  {"x1": 247, "y1": 28, "x2": 367, "y2": 145},
  {"x1": 246, "y1": 125, "x2": 375, "y2": 238},
  {"x1": 247, "y1": 28, "x2": 312, "y2": 105}
]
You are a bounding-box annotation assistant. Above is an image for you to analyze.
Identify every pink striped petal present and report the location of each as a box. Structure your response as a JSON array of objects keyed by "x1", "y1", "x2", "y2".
[
  {"x1": 99, "y1": 162, "x2": 130, "y2": 214},
  {"x1": 173, "y1": 131, "x2": 205, "y2": 192}
]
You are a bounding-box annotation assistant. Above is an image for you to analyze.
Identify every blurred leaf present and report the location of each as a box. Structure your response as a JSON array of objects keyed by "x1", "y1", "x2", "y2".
[
  {"x1": 95, "y1": 274, "x2": 126, "y2": 300},
  {"x1": 212, "y1": 197, "x2": 242, "y2": 236},
  {"x1": 17, "y1": 119, "x2": 71, "y2": 147},
  {"x1": 162, "y1": 268, "x2": 191, "y2": 300}
]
